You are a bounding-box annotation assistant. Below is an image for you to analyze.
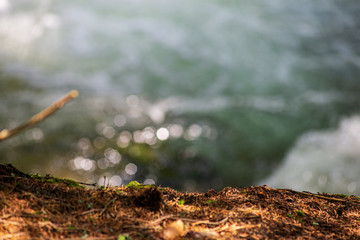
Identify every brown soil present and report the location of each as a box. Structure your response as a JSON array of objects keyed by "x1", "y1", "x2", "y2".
[{"x1": 0, "y1": 164, "x2": 360, "y2": 239}]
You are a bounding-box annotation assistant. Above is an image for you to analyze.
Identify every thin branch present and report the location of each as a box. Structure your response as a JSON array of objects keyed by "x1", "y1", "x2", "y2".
[{"x1": 0, "y1": 90, "x2": 78, "y2": 142}]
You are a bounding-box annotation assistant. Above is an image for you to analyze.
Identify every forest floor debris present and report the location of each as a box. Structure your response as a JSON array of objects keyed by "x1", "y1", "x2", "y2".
[{"x1": 0, "y1": 164, "x2": 360, "y2": 239}]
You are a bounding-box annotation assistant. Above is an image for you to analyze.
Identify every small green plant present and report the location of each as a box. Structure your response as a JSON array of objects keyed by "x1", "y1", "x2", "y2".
[
  {"x1": 87, "y1": 203, "x2": 94, "y2": 209},
  {"x1": 67, "y1": 225, "x2": 77, "y2": 230},
  {"x1": 118, "y1": 234, "x2": 131, "y2": 240},
  {"x1": 287, "y1": 210, "x2": 305, "y2": 223},
  {"x1": 206, "y1": 199, "x2": 216, "y2": 204},
  {"x1": 90, "y1": 216, "x2": 96, "y2": 225},
  {"x1": 178, "y1": 199, "x2": 185, "y2": 206},
  {"x1": 295, "y1": 210, "x2": 304, "y2": 217},
  {"x1": 35, "y1": 209, "x2": 46, "y2": 215}
]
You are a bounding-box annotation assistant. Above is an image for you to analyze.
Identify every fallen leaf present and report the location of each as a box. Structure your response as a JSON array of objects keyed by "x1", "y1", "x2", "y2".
[{"x1": 163, "y1": 220, "x2": 184, "y2": 240}]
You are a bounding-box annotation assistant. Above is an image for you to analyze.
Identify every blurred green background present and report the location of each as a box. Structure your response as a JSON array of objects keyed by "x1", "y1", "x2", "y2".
[{"x1": 1, "y1": 0, "x2": 360, "y2": 193}]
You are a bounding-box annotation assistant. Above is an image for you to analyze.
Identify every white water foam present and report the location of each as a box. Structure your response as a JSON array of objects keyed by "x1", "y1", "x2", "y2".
[{"x1": 263, "y1": 115, "x2": 360, "y2": 194}]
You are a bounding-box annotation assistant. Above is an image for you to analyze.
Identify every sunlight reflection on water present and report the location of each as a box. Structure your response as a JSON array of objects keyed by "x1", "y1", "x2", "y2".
[{"x1": 64, "y1": 94, "x2": 219, "y2": 189}]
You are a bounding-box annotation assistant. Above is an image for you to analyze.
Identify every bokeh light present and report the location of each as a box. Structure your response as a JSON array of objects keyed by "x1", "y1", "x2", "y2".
[
  {"x1": 125, "y1": 163, "x2": 137, "y2": 175},
  {"x1": 113, "y1": 114, "x2": 126, "y2": 127},
  {"x1": 156, "y1": 127, "x2": 169, "y2": 141},
  {"x1": 117, "y1": 131, "x2": 132, "y2": 148},
  {"x1": 71, "y1": 157, "x2": 96, "y2": 172},
  {"x1": 109, "y1": 175, "x2": 122, "y2": 186},
  {"x1": 104, "y1": 148, "x2": 121, "y2": 164}
]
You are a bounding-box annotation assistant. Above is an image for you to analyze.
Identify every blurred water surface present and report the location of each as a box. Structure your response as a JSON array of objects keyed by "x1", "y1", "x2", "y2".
[{"x1": 1, "y1": 0, "x2": 360, "y2": 193}]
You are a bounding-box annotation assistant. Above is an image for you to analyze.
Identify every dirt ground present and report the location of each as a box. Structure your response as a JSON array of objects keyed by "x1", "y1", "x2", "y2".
[{"x1": 0, "y1": 164, "x2": 360, "y2": 239}]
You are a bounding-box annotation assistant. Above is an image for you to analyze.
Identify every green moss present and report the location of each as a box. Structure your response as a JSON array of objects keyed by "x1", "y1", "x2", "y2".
[
  {"x1": 126, "y1": 181, "x2": 154, "y2": 190},
  {"x1": 63, "y1": 179, "x2": 84, "y2": 188},
  {"x1": 29, "y1": 174, "x2": 84, "y2": 188},
  {"x1": 126, "y1": 181, "x2": 141, "y2": 188}
]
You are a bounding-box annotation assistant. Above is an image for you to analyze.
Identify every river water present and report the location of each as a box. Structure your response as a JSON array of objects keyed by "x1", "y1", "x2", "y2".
[{"x1": 1, "y1": 0, "x2": 360, "y2": 193}]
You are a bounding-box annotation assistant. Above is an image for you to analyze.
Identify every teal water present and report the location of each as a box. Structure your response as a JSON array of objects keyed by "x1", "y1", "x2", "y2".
[{"x1": 0, "y1": 0, "x2": 360, "y2": 192}]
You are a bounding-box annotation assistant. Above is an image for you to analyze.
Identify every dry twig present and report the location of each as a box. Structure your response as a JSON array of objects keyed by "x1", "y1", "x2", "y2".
[{"x1": 0, "y1": 90, "x2": 78, "y2": 142}]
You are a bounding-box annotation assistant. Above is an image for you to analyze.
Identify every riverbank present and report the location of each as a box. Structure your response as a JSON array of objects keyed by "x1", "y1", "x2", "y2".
[{"x1": 0, "y1": 163, "x2": 359, "y2": 239}]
